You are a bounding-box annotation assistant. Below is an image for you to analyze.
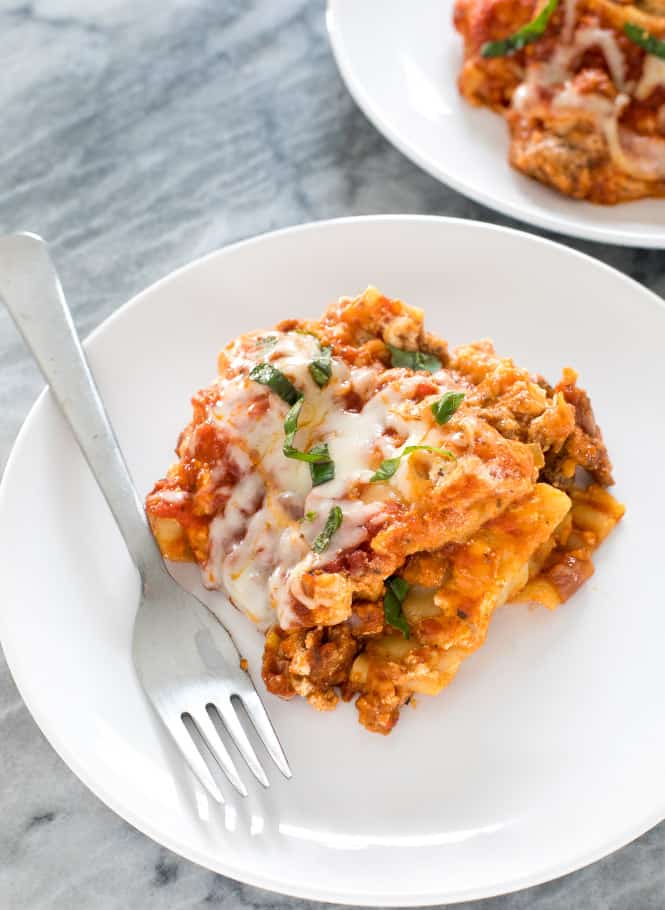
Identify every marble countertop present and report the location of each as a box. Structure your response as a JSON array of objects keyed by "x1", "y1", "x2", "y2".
[{"x1": 1, "y1": 1, "x2": 664, "y2": 908}]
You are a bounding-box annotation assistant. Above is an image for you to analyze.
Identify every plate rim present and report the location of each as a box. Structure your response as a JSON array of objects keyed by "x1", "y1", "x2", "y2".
[
  {"x1": 326, "y1": 1, "x2": 665, "y2": 249},
  {"x1": 2, "y1": 215, "x2": 665, "y2": 906}
]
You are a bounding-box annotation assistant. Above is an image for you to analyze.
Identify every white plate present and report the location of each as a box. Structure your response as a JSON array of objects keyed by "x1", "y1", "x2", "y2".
[
  {"x1": 327, "y1": 0, "x2": 665, "y2": 248},
  {"x1": 2, "y1": 217, "x2": 665, "y2": 906}
]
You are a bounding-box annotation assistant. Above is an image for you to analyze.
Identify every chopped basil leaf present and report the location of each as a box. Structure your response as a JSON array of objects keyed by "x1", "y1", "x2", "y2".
[
  {"x1": 387, "y1": 575, "x2": 409, "y2": 602},
  {"x1": 387, "y1": 343, "x2": 442, "y2": 373},
  {"x1": 481, "y1": 0, "x2": 558, "y2": 57},
  {"x1": 431, "y1": 391, "x2": 465, "y2": 425},
  {"x1": 624, "y1": 23, "x2": 665, "y2": 59},
  {"x1": 283, "y1": 397, "x2": 303, "y2": 446},
  {"x1": 370, "y1": 456, "x2": 402, "y2": 483},
  {"x1": 311, "y1": 506, "x2": 343, "y2": 554},
  {"x1": 304, "y1": 511, "x2": 317, "y2": 522},
  {"x1": 249, "y1": 362, "x2": 300, "y2": 405},
  {"x1": 282, "y1": 400, "x2": 336, "y2": 487},
  {"x1": 370, "y1": 444, "x2": 455, "y2": 482},
  {"x1": 309, "y1": 345, "x2": 333, "y2": 388},
  {"x1": 307, "y1": 443, "x2": 335, "y2": 485},
  {"x1": 310, "y1": 457, "x2": 335, "y2": 486},
  {"x1": 282, "y1": 399, "x2": 332, "y2": 463},
  {"x1": 306, "y1": 441, "x2": 331, "y2": 461},
  {"x1": 384, "y1": 576, "x2": 411, "y2": 638}
]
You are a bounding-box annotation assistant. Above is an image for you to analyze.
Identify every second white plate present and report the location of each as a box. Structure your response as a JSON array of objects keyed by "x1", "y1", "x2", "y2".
[
  {"x1": 327, "y1": 0, "x2": 665, "y2": 247},
  {"x1": 2, "y1": 217, "x2": 665, "y2": 906}
]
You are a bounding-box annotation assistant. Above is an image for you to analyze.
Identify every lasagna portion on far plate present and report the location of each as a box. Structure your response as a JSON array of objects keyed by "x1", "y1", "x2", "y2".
[
  {"x1": 454, "y1": 0, "x2": 665, "y2": 202},
  {"x1": 146, "y1": 288, "x2": 624, "y2": 734}
]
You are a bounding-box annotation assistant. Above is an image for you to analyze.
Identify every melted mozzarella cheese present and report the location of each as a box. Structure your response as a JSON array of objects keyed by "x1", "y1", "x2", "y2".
[
  {"x1": 158, "y1": 489, "x2": 189, "y2": 504},
  {"x1": 635, "y1": 54, "x2": 665, "y2": 101},
  {"x1": 206, "y1": 473, "x2": 265, "y2": 587},
  {"x1": 219, "y1": 506, "x2": 279, "y2": 625},
  {"x1": 574, "y1": 28, "x2": 627, "y2": 90},
  {"x1": 268, "y1": 529, "x2": 313, "y2": 628},
  {"x1": 605, "y1": 117, "x2": 665, "y2": 180},
  {"x1": 199, "y1": 330, "x2": 465, "y2": 630},
  {"x1": 551, "y1": 82, "x2": 616, "y2": 117},
  {"x1": 314, "y1": 387, "x2": 399, "y2": 498},
  {"x1": 512, "y1": 21, "x2": 627, "y2": 109}
]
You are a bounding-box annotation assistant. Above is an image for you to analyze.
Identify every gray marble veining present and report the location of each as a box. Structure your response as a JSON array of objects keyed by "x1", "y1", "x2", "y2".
[{"x1": 1, "y1": 1, "x2": 664, "y2": 908}]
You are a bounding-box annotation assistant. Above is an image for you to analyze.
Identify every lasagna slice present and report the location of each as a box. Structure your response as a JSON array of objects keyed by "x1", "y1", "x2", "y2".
[
  {"x1": 454, "y1": 0, "x2": 665, "y2": 203},
  {"x1": 147, "y1": 288, "x2": 624, "y2": 733}
]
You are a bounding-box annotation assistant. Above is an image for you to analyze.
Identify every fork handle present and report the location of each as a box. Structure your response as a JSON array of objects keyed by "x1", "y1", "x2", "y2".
[{"x1": 0, "y1": 233, "x2": 161, "y2": 579}]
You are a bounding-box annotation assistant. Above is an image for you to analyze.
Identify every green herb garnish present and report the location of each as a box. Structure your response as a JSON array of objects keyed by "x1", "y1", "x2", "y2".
[
  {"x1": 310, "y1": 457, "x2": 335, "y2": 486},
  {"x1": 304, "y1": 511, "x2": 317, "y2": 522},
  {"x1": 283, "y1": 397, "x2": 304, "y2": 451},
  {"x1": 305, "y1": 441, "x2": 331, "y2": 461},
  {"x1": 431, "y1": 391, "x2": 465, "y2": 425},
  {"x1": 481, "y1": 0, "x2": 558, "y2": 57},
  {"x1": 282, "y1": 399, "x2": 336, "y2": 485},
  {"x1": 311, "y1": 506, "x2": 343, "y2": 554},
  {"x1": 309, "y1": 345, "x2": 333, "y2": 388},
  {"x1": 624, "y1": 23, "x2": 665, "y2": 59},
  {"x1": 370, "y1": 444, "x2": 455, "y2": 482},
  {"x1": 384, "y1": 576, "x2": 411, "y2": 638},
  {"x1": 282, "y1": 399, "x2": 331, "y2": 463},
  {"x1": 249, "y1": 362, "x2": 300, "y2": 406},
  {"x1": 387, "y1": 344, "x2": 442, "y2": 373}
]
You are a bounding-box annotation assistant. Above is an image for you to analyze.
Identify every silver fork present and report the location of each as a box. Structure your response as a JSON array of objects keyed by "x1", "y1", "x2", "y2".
[{"x1": 0, "y1": 233, "x2": 291, "y2": 804}]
